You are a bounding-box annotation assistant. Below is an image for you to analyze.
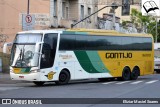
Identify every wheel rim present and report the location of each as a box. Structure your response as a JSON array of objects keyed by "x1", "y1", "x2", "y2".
[
  {"x1": 124, "y1": 70, "x2": 129, "y2": 78},
  {"x1": 132, "y1": 69, "x2": 138, "y2": 79},
  {"x1": 123, "y1": 68, "x2": 130, "y2": 80},
  {"x1": 60, "y1": 73, "x2": 67, "y2": 82}
]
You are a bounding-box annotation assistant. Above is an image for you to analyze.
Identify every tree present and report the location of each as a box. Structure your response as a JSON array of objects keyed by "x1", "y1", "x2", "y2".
[{"x1": 123, "y1": 8, "x2": 160, "y2": 42}]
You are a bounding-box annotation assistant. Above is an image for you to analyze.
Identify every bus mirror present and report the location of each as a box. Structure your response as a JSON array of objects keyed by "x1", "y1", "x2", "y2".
[
  {"x1": 3, "y1": 42, "x2": 13, "y2": 53},
  {"x1": 35, "y1": 42, "x2": 43, "y2": 53}
]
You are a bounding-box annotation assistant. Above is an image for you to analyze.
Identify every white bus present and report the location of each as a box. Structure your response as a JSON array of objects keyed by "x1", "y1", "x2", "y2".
[{"x1": 3, "y1": 29, "x2": 154, "y2": 86}]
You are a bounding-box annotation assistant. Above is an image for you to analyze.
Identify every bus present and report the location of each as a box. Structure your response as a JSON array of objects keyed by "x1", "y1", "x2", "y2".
[
  {"x1": 3, "y1": 29, "x2": 154, "y2": 86},
  {"x1": 154, "y1": 43, "x2": 160, "y2": 73}
]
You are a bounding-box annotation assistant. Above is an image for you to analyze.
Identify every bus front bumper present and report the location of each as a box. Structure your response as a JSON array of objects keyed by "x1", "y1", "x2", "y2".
[{"x1": 10, "y1": 72, "x2": 40, "y2": 81}]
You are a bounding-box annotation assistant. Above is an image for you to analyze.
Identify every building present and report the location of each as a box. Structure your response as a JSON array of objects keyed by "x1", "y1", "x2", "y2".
[
  {"x1": 0, "y1": 0, "x2": 98, "y2": 52},
  {"x1": 98, "y1": 0, "x2": 141, "y2": 22},
  {"x1": 50, "y1": 0, "x2": 98, "y2": 29},
  {"x1": 0, "y1": 0, "x2": 50, "y2": 51}
]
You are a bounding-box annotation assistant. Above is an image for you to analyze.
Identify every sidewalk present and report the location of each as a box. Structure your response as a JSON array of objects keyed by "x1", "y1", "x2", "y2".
[{"x1": 0, "y1": 73, "x2": 29, "y2": 84}]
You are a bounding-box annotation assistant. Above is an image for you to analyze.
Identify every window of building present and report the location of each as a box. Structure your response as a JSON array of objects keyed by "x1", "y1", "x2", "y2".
[
  {"x1": 62, "y1": 2, "x2": 66, "y2": 18},
  {"x1": 87, "y1": 7, "x2": 91, "y2": 23},
  {"x1": 88, "y1": 7, "x2": 91, "y2": 15},
  {"x1": 66, "y1": 7, "x2": 69, "y2": 19},
  {"x1": 81, "y1": 5, "x2": 84, "y2": 20},
  {"x1": 53, "y1": 0, "x2": 57, "y2": 17},
  {"x1": 122, "y1": 0, "x2": 130, "y2": 16}
]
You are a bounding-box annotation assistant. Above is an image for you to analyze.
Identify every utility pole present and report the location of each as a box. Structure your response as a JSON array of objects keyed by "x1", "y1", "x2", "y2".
[
  {"x1": 71, "y1": 2, "x2": 119, "y2": 28},
  {"x1": 27, "y1": 0, "x2": 30, "y2": 14},
  {"x1": 156, "y1": 17, "x2": 158, "y2": 43}
]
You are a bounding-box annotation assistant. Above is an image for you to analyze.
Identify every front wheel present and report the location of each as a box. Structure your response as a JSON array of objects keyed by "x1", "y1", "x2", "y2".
[{"x1": 55, "y1": 70, "x2": 70, "y2": 85}]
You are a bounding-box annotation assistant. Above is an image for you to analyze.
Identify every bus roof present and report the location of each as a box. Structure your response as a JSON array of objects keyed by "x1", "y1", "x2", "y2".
[
  {"x1": 17, "y1": 28, "x2": 152, "y2": 38},
  {"x1": 66, "y1": 28, "x2": 152, "y2": 37},
  {"x1": 17, "y1": 29, "x2": 65, "y2": 34}
]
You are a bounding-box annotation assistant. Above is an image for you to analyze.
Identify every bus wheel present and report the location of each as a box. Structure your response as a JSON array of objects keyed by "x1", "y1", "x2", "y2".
[
  {"x1": 122, "y1": 67, "x2": 131, "y2": 81},
  {"x1": 33, "y1": 81, "x2": 45, "y2": 86},
  {"x1": 156, "y1": 70, "x2": 160, "y2": 73},
  {"x1": 131, "y1": 67, "x2": 139, "y2": 80},
  {"x1": 55, "y1": 70, "x2": 70, "y2": 85}
]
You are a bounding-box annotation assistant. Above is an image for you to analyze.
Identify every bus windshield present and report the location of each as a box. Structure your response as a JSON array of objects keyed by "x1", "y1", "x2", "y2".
[
  {"x1": 11, "y1": 33, "x2": 42, "y2": 68},
  {"x1": 11, "y1": 44, "x2": 39, "y2": 67}
]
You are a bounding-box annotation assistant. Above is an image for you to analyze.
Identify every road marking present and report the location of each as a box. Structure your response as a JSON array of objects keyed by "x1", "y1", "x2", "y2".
[
  {"x1": 145, "y1": 80, "x2": 159, "y2": 84},
  {"x1": 116, "y1": 81, "x2": 130, "y2": 84},
  {"x1": 130, "y1": 81, "x2": 143, "y2": 84},
  {"x1": 102, "y1": 81, "x2": 117, "y2": 84}
]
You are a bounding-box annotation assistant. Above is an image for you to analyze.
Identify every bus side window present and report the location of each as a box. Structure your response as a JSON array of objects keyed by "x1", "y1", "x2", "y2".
[
  {"x1": 40, "y1": 33, "x2": 58, "y2": 69},
  {"x1": 41, "y1": 43, "x2": 51, "y2": 68}
]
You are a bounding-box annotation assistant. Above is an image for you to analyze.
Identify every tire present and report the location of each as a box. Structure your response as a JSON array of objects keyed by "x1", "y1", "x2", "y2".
[
  {"x1": 33, "y1": 81, "x2": 45, "y2": 86},
  {"x1": 122, "y1": 67, "x2": 131, "y2": 81},
  {"x1": 131, "y1": 67, "x2": 139, "y2": 80},
  {"x1": 156, "y1": 70, "x2": 160, "y2": 73},
  {"x1": 55, "y1": 70, "x2": 70, "y2": 85}
]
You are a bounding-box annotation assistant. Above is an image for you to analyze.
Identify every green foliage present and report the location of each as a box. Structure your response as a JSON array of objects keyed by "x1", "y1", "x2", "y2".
[{"x1": 123, "y1": 8, "x2": 160, "y2": 42}]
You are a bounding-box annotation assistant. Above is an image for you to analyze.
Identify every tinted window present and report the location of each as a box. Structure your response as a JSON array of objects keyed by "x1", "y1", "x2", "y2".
[
  {"x1": 59, "y1": 34, "x2": 152, "y2": 51},
  {"x1": 59, "y1": 34, "x2": 75, "y2": 50},
  {"x1": 40, "y1": 33, "x2": 58, "y2": 69}
]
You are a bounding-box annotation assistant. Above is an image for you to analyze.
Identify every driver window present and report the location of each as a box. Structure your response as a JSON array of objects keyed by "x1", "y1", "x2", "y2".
[{"x1": 40, "y1": 33, "x2": 58, "y2": 69}]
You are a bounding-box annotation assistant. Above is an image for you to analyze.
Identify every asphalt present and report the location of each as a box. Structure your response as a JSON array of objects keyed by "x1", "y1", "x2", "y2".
[
  {"x1": 0, "y1": 71, "x2": 158, "y2": 84},
  {"x1": 0, "y1": 73, "x2": 30, "y2": 84}
]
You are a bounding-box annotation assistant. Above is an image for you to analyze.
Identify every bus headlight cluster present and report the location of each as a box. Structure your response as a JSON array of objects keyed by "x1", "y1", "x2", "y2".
[
  {"x1": 10, "y1": 69, "x2": 13, "y2": 73},
  {"x1": 31, "y1": 69, "x2": 40, "y2": 73}
]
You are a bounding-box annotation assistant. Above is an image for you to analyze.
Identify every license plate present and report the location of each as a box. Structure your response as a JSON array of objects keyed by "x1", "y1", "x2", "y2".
[{"x1": 19, "y1": 76, "x2": 24, "y2": 79}]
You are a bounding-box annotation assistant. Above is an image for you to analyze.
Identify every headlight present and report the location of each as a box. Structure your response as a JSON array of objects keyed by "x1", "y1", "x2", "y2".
[
  {"x1": 31, "y1": 69, "x2": 40, "y2": 73},
  {"x1": 10, "y1": 67, "x2": 14, "y2": 73},
  {"x1": 10, "y1": 69, "x2": 13, "y2": 73}
]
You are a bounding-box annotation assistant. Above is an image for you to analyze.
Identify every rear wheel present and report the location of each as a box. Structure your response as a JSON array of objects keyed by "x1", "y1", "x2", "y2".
[
  {"x1": 55, "y1": 70, "x2": 70, "y2": 85},
  {"x1": 122, "y1": 67, "x2": 131, "y2": 81},
  {"x1": 33, "y1": 81, "x2": 45, "y2": 86},
  {"x1": 131, "y1": 67, "x2": 139, "y2": 80},
  {"x1": 156, "y1": 70, "x2": 160, "y2": 73}
]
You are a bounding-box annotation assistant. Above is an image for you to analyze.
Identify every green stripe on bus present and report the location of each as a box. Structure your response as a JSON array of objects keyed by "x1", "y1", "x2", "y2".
[
  {"x1": 74, "y1": 51, "x2": 102, "y2": 73},
  {"x1": 21, "y1": 68, "x2": 31, "y2": 73},
  {"x1": 86, "y1": 51, "x2": 109, "y2": 73}
]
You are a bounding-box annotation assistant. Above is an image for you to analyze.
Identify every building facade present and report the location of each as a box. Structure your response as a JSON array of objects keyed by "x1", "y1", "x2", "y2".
[
  {"x1": 98, "y1": 0, "x2": 141, "y2": 22},
  {"x1": 0, "y1": 0, "x2": 98, "y2": 52},
  {"x1": 0, "y1": 0, "x2": 50, "y2": 51},
  {"x1": 50, "y1": 0, "x2": 98, "y2": 29}
]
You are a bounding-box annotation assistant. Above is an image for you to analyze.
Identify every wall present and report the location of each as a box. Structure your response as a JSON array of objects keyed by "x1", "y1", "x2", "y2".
[
  {"x1": 50, "y1": 0, "x2": 98, "y2": 29},
  {"x1": 0, "y1": 0, "x2": 50, "y2": 52},
  {"x1": 98, "y1": 0, "x2": 141, "y2": 22}
]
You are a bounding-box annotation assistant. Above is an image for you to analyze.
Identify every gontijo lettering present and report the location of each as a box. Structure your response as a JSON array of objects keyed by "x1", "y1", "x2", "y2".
[{"x1": 106, "y1": 53, "x2": 132, "y2": 59}]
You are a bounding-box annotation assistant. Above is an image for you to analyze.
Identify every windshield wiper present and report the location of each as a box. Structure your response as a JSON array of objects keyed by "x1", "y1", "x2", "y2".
[{"x1": 15, "y1": 45, "x2": 27, "y2": 67}]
